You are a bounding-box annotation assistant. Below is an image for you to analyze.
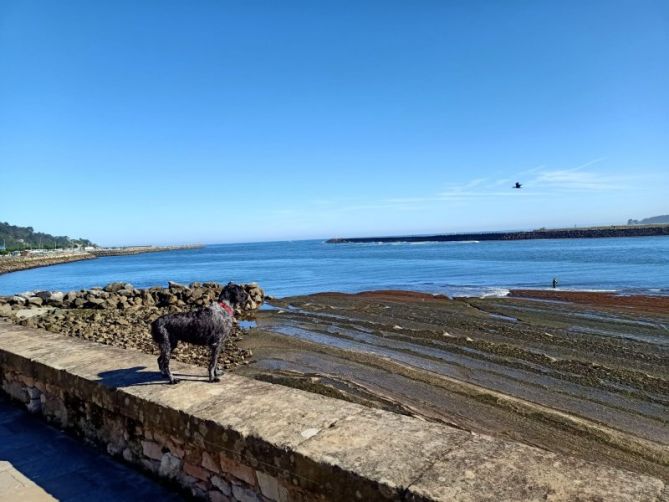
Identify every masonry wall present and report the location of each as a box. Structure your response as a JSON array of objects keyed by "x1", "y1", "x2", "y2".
[{"x1": 1, "y1": 369, "x2": 289, "y2": 502}]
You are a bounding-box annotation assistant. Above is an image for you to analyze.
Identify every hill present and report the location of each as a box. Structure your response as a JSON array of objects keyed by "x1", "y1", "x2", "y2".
[
  {"x1": 0, "y1": 221, "x2": 94, "y2": 250},
  {"x1": 628, "y1": 215, "x2": 669, "y2": 225}
]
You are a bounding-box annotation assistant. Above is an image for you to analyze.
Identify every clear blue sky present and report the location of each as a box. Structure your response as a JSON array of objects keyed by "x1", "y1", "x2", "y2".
[{"x1": 1, "y1": 1, "x2": 667, "y2": 245}]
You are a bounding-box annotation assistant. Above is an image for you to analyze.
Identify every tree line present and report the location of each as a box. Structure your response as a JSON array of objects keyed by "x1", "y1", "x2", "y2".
[{"x1": 0, "y1": 221, "x2": 95, "y2": 252}]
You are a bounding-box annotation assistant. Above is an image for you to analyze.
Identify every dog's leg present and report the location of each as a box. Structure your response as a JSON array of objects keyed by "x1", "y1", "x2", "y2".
[
  {"x1": 208, "y1": 343, "x2": 223, "y2": 382},
  {"x1": 157, "y1": 354, "x2": 166, "y2": 375},
  {"x1": 153, "y1": 322, "x2": 178, "y2": 383},
  {"x1": 164, "y1": 346, "x2": 179, "y2": 384}
]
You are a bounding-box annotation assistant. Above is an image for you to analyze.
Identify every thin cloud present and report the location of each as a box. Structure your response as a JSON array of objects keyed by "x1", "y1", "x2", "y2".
[
  {"x1": 572, "y1": 157, "x2": 607, "y2": 171},
  {"x1": 517, "y1": 164, "x2": 546, "y2": 176},
  {"x1": 282, "y1": 158, "x2": 641, "y2": 218},
  {"x1": 531, "y1": 170, "x2": 624, "y2": 191},
  {"x1": 527, "y1": 158, "x2": 630, "y2": 192}
]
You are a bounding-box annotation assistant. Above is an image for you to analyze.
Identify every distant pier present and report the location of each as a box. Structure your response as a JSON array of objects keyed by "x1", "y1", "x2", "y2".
[{"x1": 327, "y1": 224, "x2": 669, "y2": 244}]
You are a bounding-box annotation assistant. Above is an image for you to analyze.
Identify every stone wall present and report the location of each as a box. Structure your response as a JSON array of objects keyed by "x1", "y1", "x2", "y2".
[
  {"x1": 1, "y1": 369, "x2": 278, "y2": 501},
  {"x1": 0, "y1": 321, "x2": 665, "y2": 502}
]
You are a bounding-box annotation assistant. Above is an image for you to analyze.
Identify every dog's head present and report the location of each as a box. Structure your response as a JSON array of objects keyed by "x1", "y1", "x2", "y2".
[{"x1": 218, "y1": 282, "x2": 250, "y2": 310}]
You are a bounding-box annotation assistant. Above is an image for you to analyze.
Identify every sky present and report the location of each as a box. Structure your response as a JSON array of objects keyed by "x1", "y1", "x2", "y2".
[{"x1": 1, "y1": 1, "x2": 668, "y2": 246}]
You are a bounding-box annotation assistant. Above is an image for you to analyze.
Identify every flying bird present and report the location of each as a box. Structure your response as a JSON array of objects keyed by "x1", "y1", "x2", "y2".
[{"x1": 513, "y1": 182, "x2": 522, "y2": 189}]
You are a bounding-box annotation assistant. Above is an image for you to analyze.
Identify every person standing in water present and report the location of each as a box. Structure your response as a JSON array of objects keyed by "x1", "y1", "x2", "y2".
[{"x1": 552, "y1": 277, "x2": 559, "y2": 289}]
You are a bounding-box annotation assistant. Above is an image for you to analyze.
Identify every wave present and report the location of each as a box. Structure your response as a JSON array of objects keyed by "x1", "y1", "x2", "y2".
[{"x1": 442, "y1": 286, "x2": 510, "y2": 298}]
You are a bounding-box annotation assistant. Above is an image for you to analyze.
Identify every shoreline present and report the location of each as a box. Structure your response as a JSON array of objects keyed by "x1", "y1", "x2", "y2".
[
  {"x1": 0, "y1": 252, "x2": 95, "y2": 276},
  {"x1": 327, "y1": 223, "x2": 669, "y2": 243},
  {"x1": 0, "y1": 244, "x2": 202, "y2": 276}
]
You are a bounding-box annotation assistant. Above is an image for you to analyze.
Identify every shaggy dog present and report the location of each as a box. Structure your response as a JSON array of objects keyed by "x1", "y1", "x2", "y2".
[{"x1": 151, "y1": 283, "x2": 249, "y2": 384}]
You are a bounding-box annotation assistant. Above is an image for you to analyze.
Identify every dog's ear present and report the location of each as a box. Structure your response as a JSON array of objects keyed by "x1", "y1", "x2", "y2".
[
  {"x1": 219, "y1": 283, "x2": 243, "y2": 304},
  {"x1": 218, "y1": 286, "x2": 231, "y2": 303}
]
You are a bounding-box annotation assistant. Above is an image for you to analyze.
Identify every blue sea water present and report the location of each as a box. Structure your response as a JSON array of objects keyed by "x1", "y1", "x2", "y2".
[{"x1": 0, "y1": 237, "x2": 668, "y2": 298}]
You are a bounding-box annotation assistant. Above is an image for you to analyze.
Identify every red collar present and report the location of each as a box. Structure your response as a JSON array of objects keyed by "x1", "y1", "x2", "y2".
[{"x1": 218, "y1": 302, "x2": 234, "y2": 316}]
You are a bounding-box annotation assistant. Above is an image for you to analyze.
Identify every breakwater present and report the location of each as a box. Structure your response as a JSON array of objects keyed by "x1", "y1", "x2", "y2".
[
  {"x1": 0, "y1": 244, "x2": 202, "y2": 276},
  {"x1": 327, "y1": 224, "x2": 669, "y2": 243},
  {"x1": 90, "y1": 244, "x2": 203, "y2": 257},
  {"x1": 0, "y1": 253, "x2": 95, "y2": 276}
]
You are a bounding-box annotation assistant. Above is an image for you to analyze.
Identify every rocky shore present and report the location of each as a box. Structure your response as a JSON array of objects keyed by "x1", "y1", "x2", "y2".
[
  {"x1": 0, "y1": 252, "x2": 95, "y2": 275},
  {"x1": 0, "y1": 281, "x2": 265, "y2": 370}
]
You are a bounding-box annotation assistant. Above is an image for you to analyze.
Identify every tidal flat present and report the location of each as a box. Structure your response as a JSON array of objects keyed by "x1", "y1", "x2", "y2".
[{"x1": 235, "y1": 290, "x2": 669, "y2": 481}]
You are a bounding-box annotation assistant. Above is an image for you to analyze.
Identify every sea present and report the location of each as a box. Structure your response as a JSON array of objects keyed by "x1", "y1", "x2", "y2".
[{"x1": 0, "y1": 236, "x2": 668, "y2": 298}]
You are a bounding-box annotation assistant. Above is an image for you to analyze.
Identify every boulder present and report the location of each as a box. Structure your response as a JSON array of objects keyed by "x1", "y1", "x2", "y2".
[
  {"x1": 50, "y1": 291, "x2": 64, "y2": 301},
  {"x1": 9, "y1": 296, "x2": 26, "y2": 306},
  {"x1": 103, "y1": 282, "x2": 133, "y2": 293},
  {"x1": 64, "y1": 291, "x2": 79, "y2": 302},
  {"x1": 156, "y1": 291, "x2": 178, "y2": 306},
  {"x1": 27, "y1": 296, "x2": 44, "y2": 307},
  {"x1": 86, "y1": 297, "x2": 106, "y2": 309},
  {"x1": 190, "y1": 288, "x2": 204, "y2": 300},
  {"x1": 168, "y1": 281, "x2": 188, "y2": 290},
  {"x1": 47, "y1": 291, "x2": 65, "y2": 307}
]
